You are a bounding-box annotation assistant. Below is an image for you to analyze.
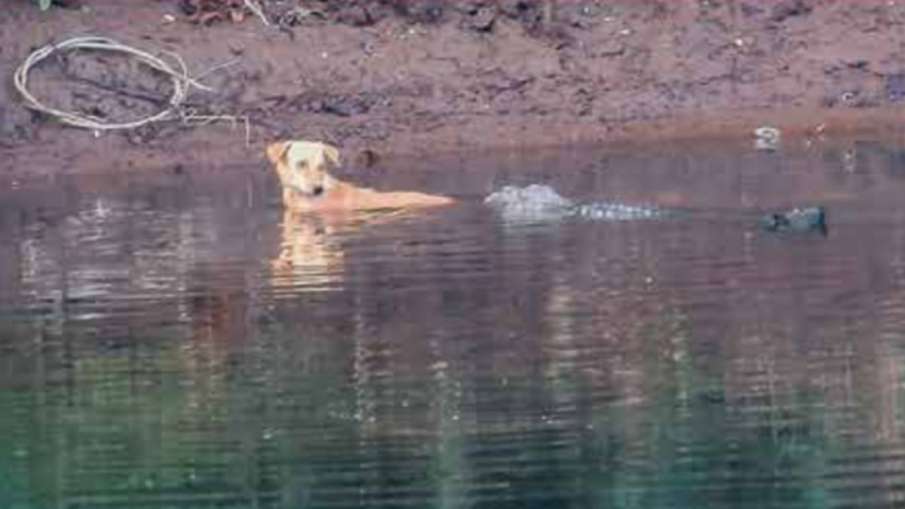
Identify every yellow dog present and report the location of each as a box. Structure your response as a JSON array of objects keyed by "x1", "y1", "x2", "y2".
[
  {"x1": 266, "y1": 140, "x2": 455, "y2": 212},
  {"x1": 266, "y1": 140, "x2": 454, "y2": 287}
]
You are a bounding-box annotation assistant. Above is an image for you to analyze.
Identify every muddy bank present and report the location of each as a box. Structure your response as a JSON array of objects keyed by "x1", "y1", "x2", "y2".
[{"x1": 3, "y1": 0, "x2": 905, "y2": 175}]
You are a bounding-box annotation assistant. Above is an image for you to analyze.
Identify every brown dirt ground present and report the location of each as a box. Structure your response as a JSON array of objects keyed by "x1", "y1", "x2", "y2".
[{"x1": 3, "y1": 0, "x2": 905, "y2": 176}]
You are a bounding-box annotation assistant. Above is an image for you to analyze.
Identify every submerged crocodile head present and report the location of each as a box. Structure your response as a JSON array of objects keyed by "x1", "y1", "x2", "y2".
[{"x1": 760, "y1": 206, "x2": 827, "y2": 235}]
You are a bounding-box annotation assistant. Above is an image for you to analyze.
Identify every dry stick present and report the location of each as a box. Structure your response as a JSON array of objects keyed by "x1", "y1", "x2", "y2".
[
  {"x1": 13, "y1": 36, "x2": 250, "y2": 144},
  {"x1": 59, "y1": 72, "x2": 170, "y2": 106},
  {"x1": 195, "y1": 57, "x2": 241, "y2": 81},
  {"x1": 244, "y1": 0, "x2": 271, "y2": 27},
  {"x1": 182, "y1": 109, "x2": 251, "y2": 148}
]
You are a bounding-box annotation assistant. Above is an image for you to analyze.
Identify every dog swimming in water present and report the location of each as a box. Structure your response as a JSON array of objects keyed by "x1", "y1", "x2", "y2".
[{"x1": 265, "y1": 140, "x2": 455, "y2": 213}]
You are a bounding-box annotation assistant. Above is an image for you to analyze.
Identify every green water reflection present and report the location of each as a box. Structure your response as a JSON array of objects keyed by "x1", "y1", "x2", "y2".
[{"x1": 0, "y1": 305, "x2": 897, "y2": 508}]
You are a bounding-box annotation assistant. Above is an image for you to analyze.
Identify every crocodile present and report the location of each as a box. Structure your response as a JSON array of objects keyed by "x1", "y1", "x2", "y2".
[
  {"x1": 484, "y1": 184, "x2": 826, "y2": 234},
  {"x1": 484, "y1": 185, "x2": 666, "y2": 223}
]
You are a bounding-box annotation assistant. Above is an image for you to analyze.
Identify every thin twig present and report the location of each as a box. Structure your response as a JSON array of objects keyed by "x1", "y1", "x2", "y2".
[
  {"x1": 244, "y1": 0, "x2": 271, "y2": 27},
  {"x1": 196, "y1": 57, "x2": 241, "y2": 81},
  {"x1": 182, "y1": 109, "x2": 251, "y2": 147},
  {"x1": 60, "y1": 71, "x2": 169, "y2": 106}
]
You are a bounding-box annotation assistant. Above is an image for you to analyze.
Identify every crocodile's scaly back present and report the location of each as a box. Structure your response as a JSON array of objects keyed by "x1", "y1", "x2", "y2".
[
  {"x1": 574, "y1": 202, "x2": 666, "y2": 221},
  {"x1": 484, "y1": 184, "x2": 665, "y2": 223}
]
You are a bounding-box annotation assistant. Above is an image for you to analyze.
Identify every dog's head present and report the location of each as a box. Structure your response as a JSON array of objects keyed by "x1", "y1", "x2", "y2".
[{"x1": 266, "y1": 140, "x2": 342, "y2": 197}]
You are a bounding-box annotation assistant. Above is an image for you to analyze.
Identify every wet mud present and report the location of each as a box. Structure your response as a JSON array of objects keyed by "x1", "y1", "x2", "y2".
[{"x1": 3, "y1": 0, "x2": 905, "y2": 175}]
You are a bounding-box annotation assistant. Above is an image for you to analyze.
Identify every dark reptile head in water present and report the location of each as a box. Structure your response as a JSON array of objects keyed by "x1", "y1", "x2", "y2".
[{"x1": 760, "y1": 207, "x2": 827, "y2": 235}]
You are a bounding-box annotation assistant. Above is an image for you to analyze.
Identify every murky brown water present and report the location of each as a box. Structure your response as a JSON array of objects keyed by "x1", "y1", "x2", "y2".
[{"x1": 3, "y1": 140, "x2": 905, "y2": 508}]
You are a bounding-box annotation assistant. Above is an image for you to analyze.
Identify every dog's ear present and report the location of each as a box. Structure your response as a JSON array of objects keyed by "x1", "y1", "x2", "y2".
[
  {"x1": 322, "y1": 144, "x2": 341, "y2": 167},
  {"x1": 266, "y1": 141, "x2": 292, "y2": 165}
]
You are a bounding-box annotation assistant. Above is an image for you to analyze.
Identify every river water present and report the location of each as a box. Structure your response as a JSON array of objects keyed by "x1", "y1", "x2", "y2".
[{"x1": 2, "y1": 140, "x2": 905, "y2": 508}]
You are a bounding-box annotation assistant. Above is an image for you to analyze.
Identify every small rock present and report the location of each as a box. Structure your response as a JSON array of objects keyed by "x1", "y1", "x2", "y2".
[
  {"x1": 337, "y1": 6, "x2": 377, "y2": 27},
  {"x1": 499, "y1": 0, "x2": 547, "y2": 26},
  {"x1": 886, "y1": 73, "x2": 905, "y2": 102},
  {"x1": 740, "y1": 3, "x2": 765, "y2": 17},
  {"x1": 754, "y1": 126, "x2": 781, "y2": 151},
  {"x1": 51, "y1": 0, "x2": 82, "y2": 8},
  {"x1": 279, "y1": 7, "x2": 322, "y2": 26},
  {"x1": 840, "y1": 90, "x2": 858, "y2": 104},
  {"x1": 594, "y1": 41, "x2": 625, "y2": 58},
  {"x1": 469, "y1": 6, "x2": 498, "y2": 32},
  {"x1": 317, "y1": 95, "x2": 371, "y2": 117},
  {"x1": 845, "y1": 59, "x2": 869, "y2": 70},
  {"x1": 770, "y1": 0, "x2": 812, "y2": 22},
  {"x1": 355, "y1": 149, "x2": 380, "y2": 167},
  {"x1": 405, "y1": 0, "x2": 445, "y2": 23}
]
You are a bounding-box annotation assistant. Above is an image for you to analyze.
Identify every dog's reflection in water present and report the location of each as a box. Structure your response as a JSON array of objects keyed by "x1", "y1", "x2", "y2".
[
  {"x1": 270, "y1": 208, "x2": 431, "y2": 289},
  {"x1": 270, "y1": 210, "x2": 345, "y2": 288}
]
